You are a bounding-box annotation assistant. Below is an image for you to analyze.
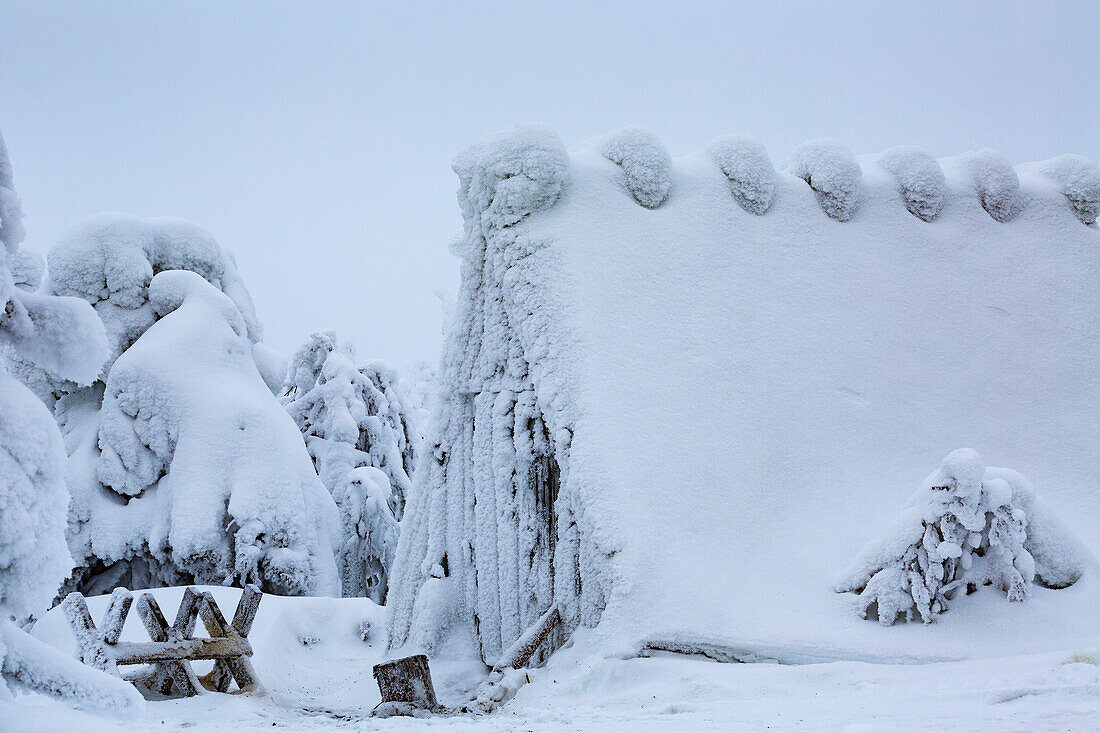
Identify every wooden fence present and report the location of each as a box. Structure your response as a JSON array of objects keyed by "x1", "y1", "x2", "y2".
[{"x1": 62, "y1": 585, "x2": 263, "y2": 697}]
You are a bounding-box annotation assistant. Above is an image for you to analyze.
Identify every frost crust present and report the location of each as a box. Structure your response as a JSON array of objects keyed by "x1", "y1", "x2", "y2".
[
  {"x1": 708, "y1": 135, "x2": 776, "y2": 215},
  {"x1": 878, "y1": 146, "x2": 946, "y2": 222},
  {"x1": 785, "y1": 138, "x2": 862, "y2": 221},
  {"x1": 600, "y1": 127, "x2": 673, "y2": 209}
]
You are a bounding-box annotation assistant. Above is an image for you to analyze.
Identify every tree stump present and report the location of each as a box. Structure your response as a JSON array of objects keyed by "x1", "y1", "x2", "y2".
[{"x1": 373, "y1": 654, "x2": 437, "y2": 710}]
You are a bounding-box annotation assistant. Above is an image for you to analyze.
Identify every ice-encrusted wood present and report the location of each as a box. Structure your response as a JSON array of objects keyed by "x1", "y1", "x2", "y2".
[{"x1": 62, "y1": 585, "x2": 262, "y2": 698}]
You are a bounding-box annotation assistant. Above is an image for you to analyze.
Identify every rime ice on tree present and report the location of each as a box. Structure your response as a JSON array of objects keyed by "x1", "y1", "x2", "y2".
[
  {"x1": 281, "y1": 332, "x2": 416, "y2": 602},
  {"x1": 836, "y1": 449, "x2": 1085, "y2": 625},
  {"x1": 10, "y1": 213, "x2": 338, "y2": 598}
]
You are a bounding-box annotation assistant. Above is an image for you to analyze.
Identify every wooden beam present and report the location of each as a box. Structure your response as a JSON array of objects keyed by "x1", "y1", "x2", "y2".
[
  {"x1": 493, "y1": 605, "x2": 561, "y2": 673},
  {"x1": 111, "y1": 636, "x2": 252, "y2": 665}
]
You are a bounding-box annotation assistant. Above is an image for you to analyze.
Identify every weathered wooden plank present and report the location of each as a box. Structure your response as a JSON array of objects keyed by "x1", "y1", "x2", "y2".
[
  {"x1": 373, "y1": 654, "x2": 438, "y2": 709},
  {"x1": 101, "y1": 588, "x2": 133, "y2": 646},
  {"x1": 172, "y1": 587, "x2": 203, "y2": 638},
  {"x1": 133, "y1": 592, "x2": 175, "y2": 694},
  {"x1": 111, "y1": 636, "x2": 252, "y2": 664},
  {"x1": 134, "y1": 594, "x2": 170, "y2": 642},
  {"x1": 198, "y1": 591, "x2": 258, "y2": 692},
  {"x1": 232, "y1": 584, "x2": 262, "y2": 636},
  {"x1": 135, "y1": 593, "x2": 201, "y2": 696},
  {"x1": 493, "y1": 605, "x2": 561, "y2": 673}
]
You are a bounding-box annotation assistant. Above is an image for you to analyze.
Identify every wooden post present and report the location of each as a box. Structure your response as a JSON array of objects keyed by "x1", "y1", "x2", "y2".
[
  {"x1": 373, "y1": 654, "x2": 438, "y2": 709},
  {"x1": 134, "y1": 593, "x2": 201, "y2": 696}
]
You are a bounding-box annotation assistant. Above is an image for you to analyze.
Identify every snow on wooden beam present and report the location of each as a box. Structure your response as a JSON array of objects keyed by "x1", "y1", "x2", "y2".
[
  {"x1": 964, "y1": 149, "x2": 1024, "y2": 222},
  {"x1": 877, "y1": 145, "x2": 947, "y2": 222},
  {"x1": 785, "y1": 138, "x2": 863, "y2": 221},
  {"x1": 452, "y1": 124, "x2": 570, "y2": 231},
  {"x1": 493, "y1": 604, "x2": 561, "y2": 673},
  {"x1": 708, "y1": 134, "x2": 776, "y2": 215},
  {"x1": 1031, "y1": 154, "x2": 1100, "y2": 225},
  {"x1": 601, "y1": 127, "x2": 673, "y2": 209}
]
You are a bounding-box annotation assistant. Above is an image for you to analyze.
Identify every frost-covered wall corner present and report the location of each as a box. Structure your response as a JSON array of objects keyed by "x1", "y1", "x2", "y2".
[
  {"x1": 281, "y1": 331, "x2": 416, "y2": 602},
  {"x1": 389, "y1": 125, "x2": 609, "y2": 664},
  {"x1": 0, "y1": 128, "x2": 139, "y2": 712},
  {"x1": 19, "y1": 214, "x2": 338, "y2": 598},
  {"x1": 836, "y1": 449, "x2": 1088, "y2": 625}
]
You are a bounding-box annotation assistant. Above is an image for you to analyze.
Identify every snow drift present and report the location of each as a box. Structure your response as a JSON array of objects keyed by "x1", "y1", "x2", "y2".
[{"x1": 391, "y1": 124, "x2": 1100, "y2": 666}]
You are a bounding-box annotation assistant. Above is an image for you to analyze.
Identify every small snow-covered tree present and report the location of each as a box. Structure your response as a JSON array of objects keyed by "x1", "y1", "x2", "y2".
[
  {"x1": 333, "y1": 467, "x2": 400, "y2": 604},
  {"x1": 836, "y1": 448, "x2": 1086, "y2": 625},
  {"x1": 0, "y1": 128, "x2": 138, "y2": 712},
  {"x1": 281, "y1": 332, "x2": 416, "y2": 602}
]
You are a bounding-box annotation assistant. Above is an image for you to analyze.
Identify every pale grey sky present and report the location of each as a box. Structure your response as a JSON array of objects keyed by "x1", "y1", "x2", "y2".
[{"x1": 2, "y1": 1, "x2": 1097, "y2": 366}]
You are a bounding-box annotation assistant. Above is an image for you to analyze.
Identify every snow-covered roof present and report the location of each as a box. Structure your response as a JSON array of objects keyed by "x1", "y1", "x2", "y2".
[{"x1": 396, "y1": 125, "x2": 1100, "y2": 664}]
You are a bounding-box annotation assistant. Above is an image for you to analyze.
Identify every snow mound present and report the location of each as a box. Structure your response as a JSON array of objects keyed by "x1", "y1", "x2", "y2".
[
  {"x1": 785, "y1": 138, "x2": 862, "y2": 221},
  {"x1": 0, "y1": 290, "x2": 109, "y2": 387},
  {"x1": 452, "y1": 124, "x2": 569, "y2": 231},
  {"x1": 599, "y1": 127, "x2": 673, "y2": 209},
  {"x1": 1034, "y1": 154, "x2": 1100, "y2": 225},
  {"x1": 251, "y1": 342, "x2": 286, "y2": 395},
  {"x1": 836, "y1": 449, "x2": 1086, "y2": 625},
  {"x1": 877, "y1": 146, "x2": 946, "y2": 222},
  {"x1": 73, "y1": 271, "x2": 340, "y2": 596},
  {"x1": 0, "y1": 618, "x2": 142, "y2": 714},
  {"x1": 707, "y1": 134, "x2": 776, "y2": 215},
  {"x1": 963, "y1": 149, "x2": 1024, "y2": 222}
]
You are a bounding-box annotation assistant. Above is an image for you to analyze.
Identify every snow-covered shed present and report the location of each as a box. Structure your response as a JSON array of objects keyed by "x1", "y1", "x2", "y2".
[{"x1": 388, "y1": 126, "x2": 1100, "y2": 665}]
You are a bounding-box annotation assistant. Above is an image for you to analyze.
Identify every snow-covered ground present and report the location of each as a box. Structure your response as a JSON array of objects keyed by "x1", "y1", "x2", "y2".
[{"x1": 4, "y1": 586, "x2": 1097, "y2": 731}]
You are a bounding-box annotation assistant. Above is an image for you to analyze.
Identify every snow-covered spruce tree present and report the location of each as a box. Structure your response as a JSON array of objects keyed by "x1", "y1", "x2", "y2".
[
  {"x1": 281, "y1": 331, "x2": 415, "y2": 602},
  {"x1": 836, "y1": 448, "x2": 1086, "y2": 625},
  {"x1": 0, "y1": 129, "x2": 139, "y2": 712},
  {"x1": 16, "y1": 214, "x2": 337, "y2": 597}
]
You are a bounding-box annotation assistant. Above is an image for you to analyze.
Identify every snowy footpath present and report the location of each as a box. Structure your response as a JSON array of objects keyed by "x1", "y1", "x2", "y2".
[{"x1": 2, "y1": 587, "x2": 1096, "y2": 731}]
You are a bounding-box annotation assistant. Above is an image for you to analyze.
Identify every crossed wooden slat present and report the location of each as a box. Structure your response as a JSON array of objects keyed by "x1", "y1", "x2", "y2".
[{"x1": 61, "y1": 585, "x2": 263, "y2": 697}]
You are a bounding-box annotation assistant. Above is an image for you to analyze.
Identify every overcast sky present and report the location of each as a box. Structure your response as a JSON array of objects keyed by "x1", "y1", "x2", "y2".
[{"x1": 2, "y1": 1, "x2": 1097, "y2": 367}]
